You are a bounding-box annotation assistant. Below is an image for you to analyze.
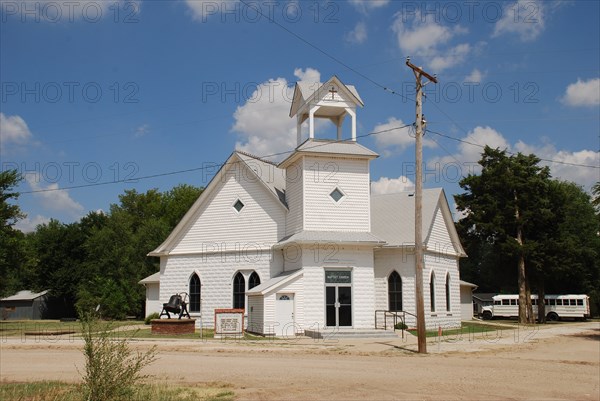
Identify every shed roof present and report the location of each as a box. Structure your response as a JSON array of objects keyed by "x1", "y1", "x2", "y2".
[
  {"x1": 277, "y1": 230, "x2": 385, "y2": 246},
  {"x1": 138, "y1": 272, "x2": 160, "y2": 284},
  {"x1": 1, "y1": 290, "x2": 49, "y2": 301},
  {"x1": 246, "y1": 269, "x2": 303, "y2": 296},
  {"x1": 473, "y1": 293, "x2": 497, "y2": 302}
]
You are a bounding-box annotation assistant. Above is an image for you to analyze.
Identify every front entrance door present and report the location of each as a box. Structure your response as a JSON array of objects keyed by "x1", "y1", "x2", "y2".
[
  {"x1": 275, "y1": 293, "x2": 295, "y2": 337},
  {"x1": 325, "y1": 285, "x2": 352, "y2": 327}
]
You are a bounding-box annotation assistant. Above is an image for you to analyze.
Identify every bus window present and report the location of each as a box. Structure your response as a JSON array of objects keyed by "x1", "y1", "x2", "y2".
[
  {"x1": 577, "y1": 299, "x2": 583, "y2": 306},
  {"x1": 510, "y1": 299, "x2": 517, "y2": 305},
  {"x1": 570, "y1": 299, "x2": 576, "y2": 306},
  {"x1": 544, "y1": 299, "x2": 549, "y2": 305},
  {"x1": 532, "y1": 299, "x2": 537, "y2": 305},
  {"x1": 556, "y1": 300, "x2": 562, "y2": 306},
  {"x1": 494, "y1": 300, "x2": 501, "y2": 305},
  {"x1": 502, "y1": 299, "x2": 510, "y2": 305}
]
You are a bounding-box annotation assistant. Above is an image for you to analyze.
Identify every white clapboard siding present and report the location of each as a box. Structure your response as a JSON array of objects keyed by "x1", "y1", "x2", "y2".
[
  {"x1": 285, "y1": 158, "x2": 304, "y2": 236},
  {"x1": 300, "y1": 245, "x2": 375, "y2": 329},
  {"x1": 426, "y1": 206, "x2": 458, "y2": 256},
  {"x1": 247, "y1": 296, "x2": 264, "y2": 334},
  {"x1": 260, "y1": 274, "x2": 304, "y2": 336},
  {"x1": 159, "y1": 252, "x2": 274, "y2": 328},
  {"x1": 303, "y1": 156, "x2": 370, "y2": 232},
  {"x1": 373, "y1": 249, "x2": 417, "y2": 328},
  {"x1": 169, "y1": 163, "x2": 286, "y2": 254},
  {"x1": 424, "y1": 253, "x2": 461, "y2": 330}
]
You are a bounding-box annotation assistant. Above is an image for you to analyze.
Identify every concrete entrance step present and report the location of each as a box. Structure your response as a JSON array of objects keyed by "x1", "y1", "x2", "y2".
[{"x1": 304, "y1": 328, "x2": 400, "y2": 339}]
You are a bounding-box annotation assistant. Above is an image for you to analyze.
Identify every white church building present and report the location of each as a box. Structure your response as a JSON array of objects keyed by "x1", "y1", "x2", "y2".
[{"x1": 143, "y1": 76, "x2": 467, "y2": 336}]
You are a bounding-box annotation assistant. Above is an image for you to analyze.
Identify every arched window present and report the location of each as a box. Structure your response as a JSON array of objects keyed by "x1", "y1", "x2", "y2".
[
  {"x1": 189, "y1": 273, "x2": 201, "y2": 313},
  {"x1": 430, "y1": 272, "x2": 436, "y2": 312},
  {"x1": 233, "y1": 272, "x2": 245, "y2": 309},
  {"x1": 445, "y1": 273, "x2": 451, "y2": 312},
  {"x1": 388, "y1": 271, "x2": 403, "y2": 311},
  {"x1": 248, "y1": 271, "x2": 261, "y2": 290}
]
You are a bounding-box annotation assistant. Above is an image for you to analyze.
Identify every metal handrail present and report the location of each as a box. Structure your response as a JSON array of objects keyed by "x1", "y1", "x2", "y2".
[{"x1": 374, "y1": 309, "x2": 415, "y2": 338}]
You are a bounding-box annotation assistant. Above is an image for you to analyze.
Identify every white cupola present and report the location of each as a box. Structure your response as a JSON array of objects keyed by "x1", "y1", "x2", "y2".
[{"x1": 289, "y1": 75, "x2": 364, "y2": 145}]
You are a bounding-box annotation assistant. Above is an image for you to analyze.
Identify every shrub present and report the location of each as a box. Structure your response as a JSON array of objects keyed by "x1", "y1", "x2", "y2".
[
  {"x1": 394, "y1": 322, "x2": 408, "y2": 330},
  {"x1": 79, "y1": 314, "x2": 157, "y2": 401},
  {"x1": 144, "y1": 313, "x2": 160, "y2": 325}
]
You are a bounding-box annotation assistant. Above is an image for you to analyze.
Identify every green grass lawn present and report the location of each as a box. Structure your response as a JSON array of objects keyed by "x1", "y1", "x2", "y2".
[
  {"x1": 0, "y1": 320, "x2": 144, "y2": 337},
  {"x1": 0, "y1": 381, "x2": 235, "y2": 401},
  {"x1": 407, "y1": 321, "x2": 512, "y2": 338}
]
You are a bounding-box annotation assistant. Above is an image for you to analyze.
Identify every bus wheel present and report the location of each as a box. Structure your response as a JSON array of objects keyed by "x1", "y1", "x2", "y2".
[
  {"x1": 482, "y1": 311, "x2": 493, "y2": 320},
  {"x1": 547, "y1": 312, "x2": 559, "y2": 321}
]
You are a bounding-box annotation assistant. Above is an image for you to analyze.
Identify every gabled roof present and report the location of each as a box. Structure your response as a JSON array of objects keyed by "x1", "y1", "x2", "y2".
[
  {"x1": 1, "y1": 290, "x2": 49, "y2": 301},
  {"x1": 138, "y1": 272, "x2": 160, "y2": 284},
  {"x1": 149, "y1": 151, "x2": 287, "y2": 257},
  {"x1": 290, "y1": 75, "x2": 364, "y2": 118},
  {"x1": 279, "y1": 138, "x2": 378, "y2": 168},
  {"x1": 370, "y1": 188, "x2": 466, "y2": 256},
  {"x1": 247, "y1": 269, "x2": 303, "y2": 296},
  {"x1": 277, "y1": 230, "x2": 385, "y2": 246}
]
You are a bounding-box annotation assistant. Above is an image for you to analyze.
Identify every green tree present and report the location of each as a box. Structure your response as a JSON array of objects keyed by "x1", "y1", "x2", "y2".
[
  {"x1": 455, "y1": 147, "x2": 552, "y2": 323},
  {"x1": 77, "y1": 185, "x2": 202, "y2": 318},
  {"x1": 0, "y1": 170, "x2": 26, "y2": 297}
]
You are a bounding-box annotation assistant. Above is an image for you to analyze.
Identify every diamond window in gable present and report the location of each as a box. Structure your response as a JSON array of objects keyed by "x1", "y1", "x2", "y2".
[
  {"x1": 233, "y1": 199, "x2": 245, "y2": 212},
  {"x1": 330, "y1": 188, "x2": 344, "y2": 203}
]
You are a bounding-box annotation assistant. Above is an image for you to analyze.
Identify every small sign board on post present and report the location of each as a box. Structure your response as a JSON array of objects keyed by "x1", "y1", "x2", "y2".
[{"x1": 214, "y1": 308, "x2": 244, "y2": 338}]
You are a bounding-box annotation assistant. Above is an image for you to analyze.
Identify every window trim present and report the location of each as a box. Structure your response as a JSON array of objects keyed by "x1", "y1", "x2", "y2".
[
  {"x1": 388, "y1": 271, "x2": 403, "y2": 312},
  {"x1": 445, "y1": 273, "x2": 451, "y2": 312},
  {"x1": 430, "y1": 271, "x2": 436, "y2": 312},
  {"x1": 189, "y1": 273, "x2": 201, "y2": 313},
  {"x1": 232, "y1": 198, "x2": 245, "y2": 214},
  {"x1": 233, "y1": 272, "x2": 246, "y2": 309}
]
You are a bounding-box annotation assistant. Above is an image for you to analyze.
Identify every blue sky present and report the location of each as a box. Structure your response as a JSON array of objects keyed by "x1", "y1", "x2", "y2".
[{"x1": 1, "y1": 0, "x2": 598, "y2": 231}]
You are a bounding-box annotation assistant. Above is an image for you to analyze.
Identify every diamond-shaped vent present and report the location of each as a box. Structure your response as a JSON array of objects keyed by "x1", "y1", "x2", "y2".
[
  {"x1": 330, "y1": 188, "x2": 344, "y2": 202},
  {"x1": 233, "y1": 199, "x2": 245, "y2": 212}
]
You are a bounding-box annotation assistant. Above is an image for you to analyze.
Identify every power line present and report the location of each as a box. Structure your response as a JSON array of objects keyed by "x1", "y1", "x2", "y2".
[
  {"x1": 19, "y1": 124, "x2": 413, "y2": 195},
  {"x1": 237, "y1": 0, "x2": 414, "y2": 102},
  {"x1": 426, "y1": 128, "x2": 600, "y2": 169}
]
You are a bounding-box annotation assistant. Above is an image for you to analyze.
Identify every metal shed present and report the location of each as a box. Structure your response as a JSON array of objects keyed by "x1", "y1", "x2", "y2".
[{"x1": 1, "y1": 290, "x2": 50, "y2": 320}]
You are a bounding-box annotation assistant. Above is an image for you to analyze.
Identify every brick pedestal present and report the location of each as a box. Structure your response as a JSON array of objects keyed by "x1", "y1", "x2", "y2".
[{"x1": 151, "y1": 319, "x2": 195, "y2": 335}]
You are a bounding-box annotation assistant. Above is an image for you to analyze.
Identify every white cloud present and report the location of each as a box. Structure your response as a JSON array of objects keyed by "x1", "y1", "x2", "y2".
[
  {"x1": 232, "y1": 68, "x2": 321, "y2": 159},
  {"x1": 0, "y1": 0, "x2": 140, "y2": 22},
  {"x1": 24, "y1": 173, "x2": 84, "y2": 217},
  {"x1": 371, "y1": 176, "x2": 415, "y2": 195},
  {"x1": 349, "y1": 0, "x2": 389, "y2": 12},
  {"x1": 373, "y1": 117, "x2": 436, "y2": 156},
  {"x1": 391, "y1": 11, "x2": 469, "y2": 72},
  {"x1": 513, "y1": 141, "x2": 599, "y2": 189},
  {"x1": 429, "y1": 43, "x2": 471, "y2": 72},
  {"x1": 0, "y1": 113, "x2": 34, "y2": 155},
  {"x1": 134, "y1": 124, "x2": 150, "y2": 138},
  {"x1": 14, "y1": 214, "x2": 51, "y2": 233},
  {"x1": 345, "y1": 21, "x2": 368, "y2": 44},
  {"x1": 0, "y1": 113, "x2": 32, "y2": 144},
  {"x1": 429, "y1": 126, "x2": 599, "y2": 189},
  {"x1": 493, "y1": 0, "x2": 546, "y2": 41},
  {"x1": 561, "y1": 78, "x2": 600, "y2": 107},
  {"x1": 464, "y1": 69, "x2": 485, "y2": 83},
  {"x1": 185, "y1": 0, "x2": 236, "y2": 21}
]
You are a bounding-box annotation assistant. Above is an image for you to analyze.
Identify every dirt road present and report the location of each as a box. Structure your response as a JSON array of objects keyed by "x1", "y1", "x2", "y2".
[{"x1": 1, "y1": 322, "x2": 598, "y2": 400}]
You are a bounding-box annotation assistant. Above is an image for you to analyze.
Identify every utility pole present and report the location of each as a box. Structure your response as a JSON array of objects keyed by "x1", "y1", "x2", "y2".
[{"x1": 406, "y1": 57, "x2": 437, "y2": 354}]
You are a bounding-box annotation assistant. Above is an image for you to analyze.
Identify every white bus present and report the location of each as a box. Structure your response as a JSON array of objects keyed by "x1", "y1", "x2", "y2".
[{"x1": 481, "y1": 294, "x2": 590, "y2": 321}]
